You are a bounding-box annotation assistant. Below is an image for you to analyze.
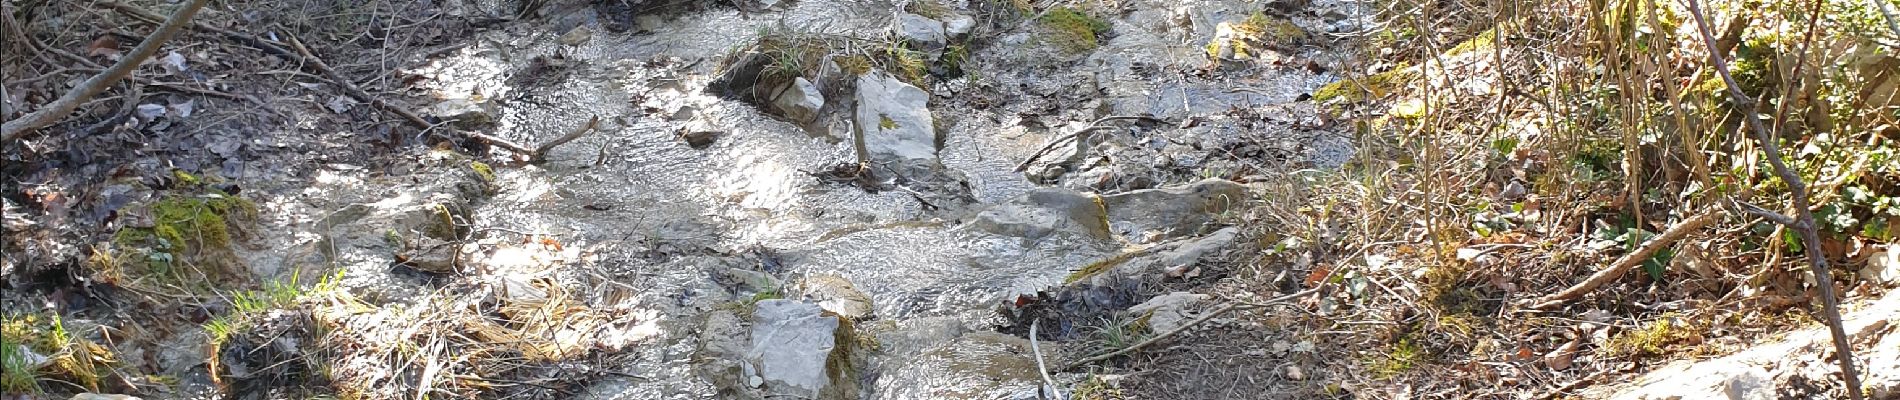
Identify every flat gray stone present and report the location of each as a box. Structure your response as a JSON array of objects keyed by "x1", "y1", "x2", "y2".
[
  {"x1": 854, "y1": 72, "x2": 938, "y2": 165},
  {"x1": 748, "y1": 300, "x2": 840, "y2": 398}
]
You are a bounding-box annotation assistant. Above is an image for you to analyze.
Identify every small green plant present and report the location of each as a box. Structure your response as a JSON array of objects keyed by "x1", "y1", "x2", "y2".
[
  {"x1": 1606, "y1": 313, "x2": 1699, "y2": 357},
  {"x1": 1039, "y1": 7, "x2": 1109, "y2": 53},
  {"x1": 1371, "y1": 338, "x2": 1424, "y2": 377},
  {"x1": 1081, "y1": 316, "x2": 1146, "y2": 356},
  {"x1": 469, "y1": 161, "x2": 495, "y2": 182}
]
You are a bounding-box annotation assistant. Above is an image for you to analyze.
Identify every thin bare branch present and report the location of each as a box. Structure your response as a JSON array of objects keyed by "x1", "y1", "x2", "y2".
[
  {"x1": 1682, "y1": 0, "x2": 1863, "y2": 397},
  {"x1": 1532, "y1": 210, "x2": 1724, "y2": 309}
]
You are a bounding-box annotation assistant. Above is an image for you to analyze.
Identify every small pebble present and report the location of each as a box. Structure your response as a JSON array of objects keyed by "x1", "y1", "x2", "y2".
[{"x1": 1285, "y1": 365, "x2": 1306, "y2": 381}]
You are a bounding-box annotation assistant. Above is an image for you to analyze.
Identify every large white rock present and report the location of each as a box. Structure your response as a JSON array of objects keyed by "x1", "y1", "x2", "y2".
[
  {"x1": 771, "y1": 77, "x2": 824, "y2": 123},
  {"x1": 748, "y1": 300, "x2": 841, "y2": 398},
  {"x1": 943, "y1": 14, "x2": 977, "y2": 38},
  {"x1": 854, "y1": 72, "x2": 938, "y2": 164},
  {"x1": 893, "y1": 13, "x2": 947, "y2": 53}
]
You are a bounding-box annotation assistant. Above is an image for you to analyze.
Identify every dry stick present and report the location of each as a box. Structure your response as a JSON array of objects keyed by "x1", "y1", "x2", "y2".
[
  {"x1": 1682, "y1": 0, "x2": 1864, "y2": 398},
  {"x1": 530, "y1": 115, "x2": 600, "y2": 163},
  {"x1": 1060, "y1": 287, "x2": 1321, "y2": 371},
  {"x1": 281, "y1": 34, "x2": 535, "y2": 156},
  {"x1": 1, "y1": 0, "x2": 209, "y2": 141},
  {"x1": 1530, "y1": 210, "x2": 1724, "y2": 309},
  {"x1": 1013, "y1": 115, "x2": 1159, "y2": 172},
  {"x1": 1028, "y1": 319, "x2": 1060, "y2": 400}
]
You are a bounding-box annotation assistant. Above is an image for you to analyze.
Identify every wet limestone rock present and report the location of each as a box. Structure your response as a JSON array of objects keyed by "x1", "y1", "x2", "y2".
[
  {"x1": 1100, "y1": 178, "x2": 1250, "y2": 243},
  {"x1": 873, "y1": 332, "x2": 1044, "y2": 400},
  {"x1": 748, "y1": 300, "x2": 849, "y2": 399},
  {"x1": 799, "y1": 274, "x2": 874, "y2": 321},
  {"x1": 893, "y1": 13, "x2": 948, "y2": 56},
  {"x1": 429, "y1": 97, "x2": 500, "y2": 128},
  {"x1": 854, "y1": 72, "x2": 938, "y2": 165},
  {"x1": 943, "y1": 14, "x2": 976, "y2": 39},
  {"x1": 771, "y1": 77, "x2": 824, "y2": 123},
  {"x1": 1128, "y1": 292, "x2": 1210, "y2": 333},
  {"x1": 967, "y1": 188, "x2": 1112, "y2": 242}
]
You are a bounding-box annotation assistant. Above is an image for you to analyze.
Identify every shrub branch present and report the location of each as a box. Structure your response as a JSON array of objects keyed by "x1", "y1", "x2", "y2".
[{"x1": 1682, "y1": 0, "x2": 1863, "y2": 398}]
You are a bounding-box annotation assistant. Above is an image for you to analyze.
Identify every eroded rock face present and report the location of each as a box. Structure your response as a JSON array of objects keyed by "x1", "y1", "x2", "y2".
[
  {"x1": 855, "y1": 72, "x2": 938, "y2": 166},
  {"x1": 967, "y1": 187, "x2": 1112, "y2": 242},
  {"x1": 748, "y1": 300, "x2": 846, "y2": 399},
  {"x1": 1101, "y1": 178, "x2": 1250, "y2": 243}
]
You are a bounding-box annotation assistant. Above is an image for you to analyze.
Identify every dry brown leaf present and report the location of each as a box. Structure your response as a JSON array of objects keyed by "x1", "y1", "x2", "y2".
[{"x1": 85, "y1": 35, "x2": 121, "y2": 59}]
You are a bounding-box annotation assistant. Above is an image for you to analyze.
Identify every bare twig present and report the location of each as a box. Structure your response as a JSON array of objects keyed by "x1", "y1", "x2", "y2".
[
  {"x1": 1060, "y1": 287, "x2": 1321, "y2": 371},
  {"x1": 530, "y1": 115, "x2": 600, "y2": 163},
  {"x1": 1531, "y1": 210, "x2": 1724, "y2": 309},
  {"x1": 1683, "y1": 0, "x2": 1863, "y2": 397},
  {"x1": 1029, "y1": 319, "x2": 1060, "y2": 400},
  {"x1": 1014, "y1": 115, "x2": 1160, "y2": 172},
  {"x1": 2, "y1": 0, "x2": 209, "y2": 141}
]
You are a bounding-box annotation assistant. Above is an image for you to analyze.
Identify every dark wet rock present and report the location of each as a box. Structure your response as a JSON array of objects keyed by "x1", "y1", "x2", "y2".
[
  {"x1": 429, "y1": 97, "x2": 501, "y2": 128},
  {"x1": 854, "y1": 72, "x2": 938, "y2": 167},
  {"x1": 682, "y1": 129, "x2": 723, "y2": 149},
  {"x1": 678, "y1": 118, "x2": 725, "y2": 148},
  {"x1": 397, "y1": 236, "x2": 462, "y2": 273},
  {"x1": 1100, "y1": 178, "x2": 1249, "y2": 243},
  {"x1": 797, "y1": 274, "x2": 874, "y2": 321},
  {"x1": 770, "y1": 77, "x2": 824, "y2": 123},
  {"x1": 747, "y1": 299, "x2": 852, "y2": 399},
  {"x1": 967, "y1": 188, "x2": 1111, "y2": 242},
  {"x1": 872, "y1": 332, "x2": 1044, "y2": 400}
]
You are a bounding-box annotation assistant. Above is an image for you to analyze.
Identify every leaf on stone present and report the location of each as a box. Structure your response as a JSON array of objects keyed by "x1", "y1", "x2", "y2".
[{"x1": 85, "y1": 35, "x2": 122, "y2": 59}]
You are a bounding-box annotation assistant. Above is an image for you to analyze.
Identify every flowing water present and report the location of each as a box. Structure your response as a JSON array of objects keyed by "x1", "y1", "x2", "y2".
[{"x1": 256, "y1": 0, "x2": 1360, "y2": 397}]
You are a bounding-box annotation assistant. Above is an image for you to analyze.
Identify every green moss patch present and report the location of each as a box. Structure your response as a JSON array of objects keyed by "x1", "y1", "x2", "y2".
[{"x1": 1040, "y1": 7, "x2": 1110, "y2": 53}]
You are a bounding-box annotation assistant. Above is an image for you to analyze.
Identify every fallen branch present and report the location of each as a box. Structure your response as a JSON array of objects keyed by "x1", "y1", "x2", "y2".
[
  {"x1": 530, "y1": 115, "x2": 600, "y2": 163},
  {"x1": 281, "y1": 34, "x2": 535, "y2": 155},
  {"x1": 1014, "y1": 115, "x2": 1160, "y2": 173},
  {"x1": 1028, "y1": 319, "x2": 1060, "y2": 400},
  {"x1": 2, "y1": 0, "x2": 209, "y2": 141},
  {"x1": 1060, "y1": 286, "x2": 1320, "y2": 371},
  {"x1": 1530, "y1": 210, "x2": 1724, "y2": 309},
  {"x1": 1684, "y1": 0, "x2": 1863, "y2": 397}
]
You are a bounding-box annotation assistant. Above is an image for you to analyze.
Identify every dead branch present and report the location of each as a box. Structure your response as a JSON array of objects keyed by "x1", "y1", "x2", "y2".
[
  {"x1": 530, "y1": 115, "x2": 600, "y2": 163},
  {"x1": 1060, "y1": 286, "x2": 1321, "y2": 371},
  {"x1": 1530, "y1": 210, "x2": 1724, "y2": 309},
  {"x1": 1014, "y1": 115, "x2": 1161, "y2": 173},
  {"x1": 1, "y1": 0, "x2": 209, "y2": 142},
  {"x1": 1683, "y1": 0, "x2": 1863, "y2": 397},
  {"x1": 1028, "y1": 319, "x2": 1060, "y2": 400},
  {"x1": 280, "y1": 34, "x2": 535, "y2": 156}
]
